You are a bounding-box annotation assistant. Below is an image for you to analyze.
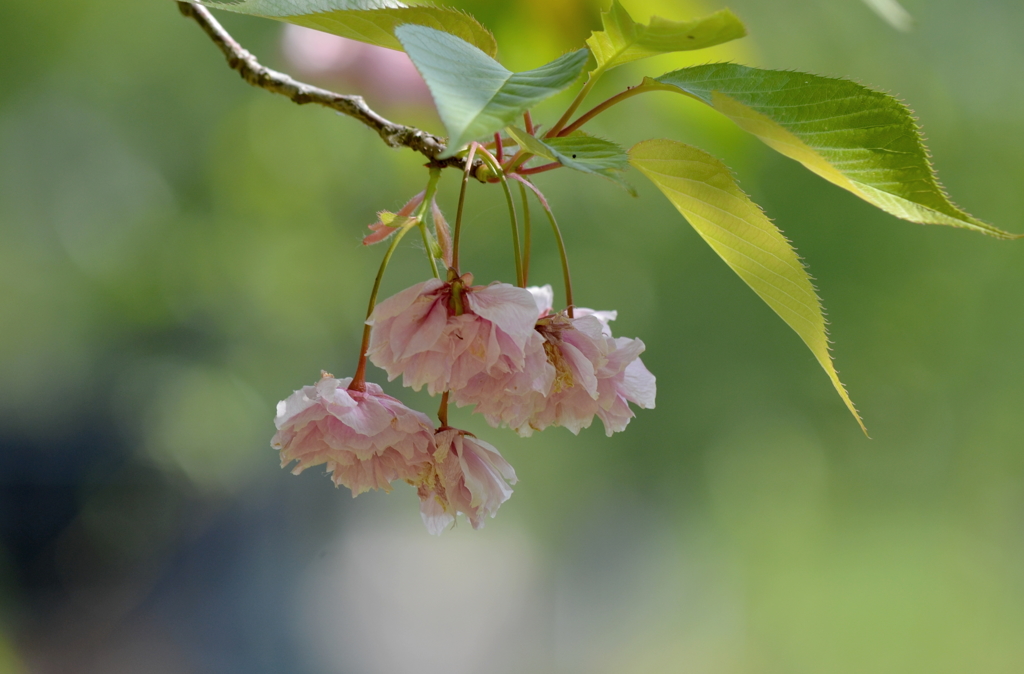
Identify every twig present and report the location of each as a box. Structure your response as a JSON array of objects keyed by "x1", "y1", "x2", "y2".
[{"x1": 177, "y1": 2, "x2": 469, "y2": 170}]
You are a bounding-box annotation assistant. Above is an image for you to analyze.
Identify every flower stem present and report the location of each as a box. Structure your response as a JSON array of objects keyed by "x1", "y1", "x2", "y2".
[
  {"x1": 451, "y1": 144, "x2": 478, "y2": 275},
  {"x1": 417, "y1": 167, "x2": 443, "y2": 279},
  {"x1": 559, "y1": 82, "x2": 655, "y2": 137},
  {"x1": 547, "y1": 75, "x2": 599, "y2": 138},
  {"x1": 524, "y1": 110, "x2": 534, "y2": 135},
  {"x1": 477, "y1": 147, "x2": 524, "y2": 288},
  {"x1": 494, "y1": 132, "x2": 504, "y2": 163},
  {"x1": 437, "y1": 390, "x2": 449, "y2": 428},
  {"x1": 519, "y1": 181, "x2": 532, "y2": 285},
  {"x1": 512, "y1": 175, "x2": 573, "y2": 317},
  {"x1": 419, "y1": 224, "x2": 440, "y2": 279},
  {"x1": 350, "y1": 219, "x2": 420, "y2": 391}
]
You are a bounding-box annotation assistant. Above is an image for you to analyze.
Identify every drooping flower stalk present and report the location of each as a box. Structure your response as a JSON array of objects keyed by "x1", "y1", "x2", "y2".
[
  {"x1": 350, "y1": 217, "x2": 422, "y2": 392},
  {"x1": 418, "y1": 228, "x2": 440, "y2": 279},
  {"x1": 519, "y1": 181, "x2": 532, "y2": 285},
  {"x1": 476, "y1": 146, "x2": 525, "y2": 288},
  {"x1": 417, "y1": 166, "x2": 443, "y2": 279},
  {"x1": 451, "y1": 143, "x2": 478, "y2": 274},
  {"x1": 513, "y1": 175, "x2": 574, "y2": 317}
]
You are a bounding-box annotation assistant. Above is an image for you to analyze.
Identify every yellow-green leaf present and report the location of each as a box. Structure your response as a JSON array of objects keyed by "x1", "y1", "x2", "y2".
[
  {"x1": 629, "y1": 138, "x2": 866, "y2": 434},
  {"x1": 191, "y1": 0, "x2": 497, "y2": 56},
  {"x1": 652, "y1": 64, "x2": 1020, "y2": 239},
  {"x1": 586, "y1": 1, "x2": 745, "y2": 75}
]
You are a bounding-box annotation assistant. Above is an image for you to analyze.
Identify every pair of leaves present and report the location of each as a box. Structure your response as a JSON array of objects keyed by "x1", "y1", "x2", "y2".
[
  {"x1": 630, "y1": 65, "x2": 1016, "y2": 433},
  {"x1": 190, "y1": 0, "x2": 497, "y2": 55}
]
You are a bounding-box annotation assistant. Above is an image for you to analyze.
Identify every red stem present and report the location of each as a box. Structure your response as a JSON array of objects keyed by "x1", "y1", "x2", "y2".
[
  {"x1": 349, "y1": 329, "x2": 371, "y2": 392},
  {"x1": 559, "y1": 84, "x2": 653, "y2": 137},
  {"x1": 517, "y1": 162, "x2": 562, "y2": 176},
  {"x1": 502, "y1": 148, "x2": 525, "y2": 175}
]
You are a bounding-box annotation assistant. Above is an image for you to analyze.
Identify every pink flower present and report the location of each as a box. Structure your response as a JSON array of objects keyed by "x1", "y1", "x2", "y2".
[
  {"x1": 366, "y1": 276, "x2": 540, "y2": 396},
  {"x1": 450, "y1": 284, "x2": 555, "y2": 428},
  {"x1": 534, "y1": 310, "x2": 656, "y2": 436},
  {"x1": 451, "y1": 330, "x2": 554, "y2": 431},
  {"x1": 271, "y1": 373, "x2": 434, "y2": 496},
  {"x1": 414, "y1": 429, "x2": 517, "y2": 534},
  {"x1": 455, "y1": 294, "x2": 656, "y2": 436}
]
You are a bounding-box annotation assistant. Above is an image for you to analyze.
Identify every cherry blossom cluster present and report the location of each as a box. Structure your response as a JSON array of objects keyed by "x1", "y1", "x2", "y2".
[{"x1": 271, "y1": 176, "x2": 655, "y2": 534}]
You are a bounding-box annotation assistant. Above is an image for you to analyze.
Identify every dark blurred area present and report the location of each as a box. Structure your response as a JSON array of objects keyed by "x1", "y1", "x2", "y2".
[{"x1": 2, "y1": 0, "x2": 1023, "y2": 672}]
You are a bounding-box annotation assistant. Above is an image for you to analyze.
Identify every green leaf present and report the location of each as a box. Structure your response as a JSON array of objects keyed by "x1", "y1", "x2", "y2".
[
  {"x1": 505, "y1": 126, "x2": 634, "y2": 193},
  {"x1": 396, "y1": 25, "x2": 589, "y2": 158},
  {"x1": 190, "y1": 0, "x2": 497, "y2": 56},
  {"x1": 586, "y1": 1, "x2": 746, "y2": 74},
  {"x1": 629, "y1": 138, "x2": 866, "y2": 434},
  {"x1": 652, "y1": 64, "x2": 1020, "y2": 239}
]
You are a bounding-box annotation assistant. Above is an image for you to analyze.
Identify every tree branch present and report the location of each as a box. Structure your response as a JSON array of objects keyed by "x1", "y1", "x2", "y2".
[{"x1": 177, "y1": 2, "x2": 469, "y2": 170}]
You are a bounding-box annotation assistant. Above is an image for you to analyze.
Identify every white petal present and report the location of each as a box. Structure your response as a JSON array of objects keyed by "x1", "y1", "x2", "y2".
[{"x1": 526, "y1": 284, "x2": 554, "y2": 315}]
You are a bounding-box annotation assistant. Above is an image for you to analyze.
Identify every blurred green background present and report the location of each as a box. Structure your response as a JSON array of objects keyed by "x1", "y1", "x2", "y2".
[{"x1": 2, "y1": 0, "x2": 1023, "y2": 672}]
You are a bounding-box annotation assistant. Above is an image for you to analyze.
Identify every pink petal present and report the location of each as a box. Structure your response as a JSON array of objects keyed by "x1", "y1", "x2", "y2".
[
  {"x1": 367, "y1": 278, "x2": 444, "y2": 325},
  {"x1": 466, "y1": 284, "x2": 540, "y2": 350}
]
